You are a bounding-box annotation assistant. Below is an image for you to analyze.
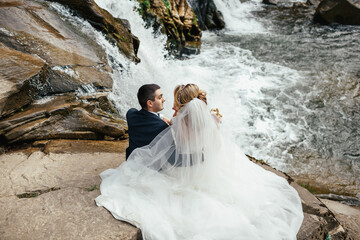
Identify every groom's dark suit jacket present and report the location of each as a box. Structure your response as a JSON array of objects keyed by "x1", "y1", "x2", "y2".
[{"x1": 126, "y1": 108, "x2": 169, "y2": 159}]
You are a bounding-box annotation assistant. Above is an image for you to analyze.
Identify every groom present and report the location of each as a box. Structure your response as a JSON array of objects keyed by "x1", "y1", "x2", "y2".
[{"x1": 126, "y1": 84, "x2": 170, "y2": 159}]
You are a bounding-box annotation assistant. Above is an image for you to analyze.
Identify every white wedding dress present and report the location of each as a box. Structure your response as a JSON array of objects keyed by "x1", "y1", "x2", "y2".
[{"x1": 95, "y1": 99, "x2": 303, "y2": 240}]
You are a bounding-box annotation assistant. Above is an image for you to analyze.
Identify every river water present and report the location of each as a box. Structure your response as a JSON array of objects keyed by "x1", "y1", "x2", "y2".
[{"x1": 52, "y1": 0, "x2": 359, "y2": 196}]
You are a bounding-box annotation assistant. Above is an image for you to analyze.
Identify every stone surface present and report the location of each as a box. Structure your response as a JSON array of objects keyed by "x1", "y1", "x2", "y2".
[
  {"x1": 188, "y1": 0, "x2": 225, "y2": 30},
  {"x1": 0, "y1": 0, "x2": 119, "y2": 122},
  {"x1": 0, "y1": 93, "x2": 127, "y2": 145},
  {"x1": 262, "y1": 0, "x2": 278, "y2": 5},
  {"x1": 0, "y1": 0, "x2": 114, "y2": 86},
  {"x1": 139, "y1": 0, "x2": 202, "y2": 55},
  {"x1": 0, "y1": 44, "x2": 46, "y2": 117},
  {"x1": 306, "y1": 0, "x2": 322, "y2": 7},
  {"x1": 314, "y1": 0, "x2": 360, "y2": 25},
  {"x1": 42, "y1": 139, "x2": 129, "y2": 154},
  {"x1": 0, "y1": 0, "x2": 139, "y2": 139},
  {"x1": 0, "y1": 189, "x2": 141, "y2": 240},
  {"x1": 0, "y1": 145, "x2": 356, "y2": 239},
  {"x1": 290, "y1": 171, "x2": 360, "y2": 198},
  {"x1": 46, "y1": 0, "x2": 140, "y2": 62},
  {"x1": 0, "y1": 146, "x2": 141, "y2": 239},
  {"x1": 320, "y1": 198, "x2": 360, "y2": 240},
  {"x1": 0, "y1": 148, "x2": 126, "y2": 196}
]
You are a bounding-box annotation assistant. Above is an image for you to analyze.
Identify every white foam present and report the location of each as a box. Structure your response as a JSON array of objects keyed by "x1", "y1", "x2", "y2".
[
  {"x1": 212, "y1": 0, "x2": 268, "y2": 34},
  {"x1": 91, "y1": 0, "x2": 311, "y2": 169},
  {"x1": 52, "y1": 66, "x2": 79, "y2": 78},
  {"x1": 0, "y1": 27, "x2": 14, "y2": 36}
]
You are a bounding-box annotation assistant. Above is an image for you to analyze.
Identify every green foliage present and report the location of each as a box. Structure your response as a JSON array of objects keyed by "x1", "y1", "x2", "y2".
[
  {"x1": 192, "y1": 15, "x2": 198, "y2": 24},
  {"x1": 143, "y1": 0, "x2": 150, "y2": 9},
  {"x1": 114, "y1": 32, "x2": 126, "y2": 42},
  {"x1": 137, "y1": 7, "x2": 143, "y2": 16},
  {"x1": 300, "y1": 183, "x2": 316, "y2": 194},
  {"x1": 325, "y1": 233, "x2": 332, "y2": 240},
  {"x1": 86, "y1": 185, "x2": 98, "y2": 191},
  {"x1": 161, "y1": 0, "x2": 171, "y2": 10},
  {"x1": 137, "y1": 0, "x2": 150, "y2": 17}
]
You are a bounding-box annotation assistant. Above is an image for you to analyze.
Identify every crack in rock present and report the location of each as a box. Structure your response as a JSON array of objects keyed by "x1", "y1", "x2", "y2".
[{"x1": 16, "y1": 187, "x2": 61, "y2": 199}]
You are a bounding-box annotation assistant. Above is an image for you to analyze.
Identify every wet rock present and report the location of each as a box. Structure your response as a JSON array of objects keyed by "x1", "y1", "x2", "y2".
[
  {"x1": 139, "y1": 0, "x2": 202, "y2": 55},
  {"x1": 317, "y1": 193, "x2": 360, "y2": 206},
  {"x1": 314, "y1": 0, "x2": 360, "y2": 25},
  {"x1": 0, "y1": 93, "x2": 127, "y2": 145},
  {"x1": 320, "y1": 198, "x2": 360, "y2": 239},
  {"x1": 290, "y1": 171, "x2": 360, "y2": 198},
  {"x1": 0, "y1": 0, "x2": 115, "y2": 85},
  {"x1": 0, "y1": 0, "x2": 116, "y2": 117},
  {"x1": 188, "y1": 0, "x2": 225, "y2": 30},
  {"x1": 0, "y1": 45, "x2": 81, "y2": 118},
  {"x1": 0, "y1": 0, "x2": 133, "y2": 145},
  {"x1": 306, "y1": 0, "x2": 321, "y2": 7},
  {"x1": 262, "y1": 0, "x2": 278, "y2": 6},
  {"x1": 46, "y1": 0, "x2": 140, "y2": 62},
  {"x1": 0, "y1": 44, "x2": 45, "y2": 117}
]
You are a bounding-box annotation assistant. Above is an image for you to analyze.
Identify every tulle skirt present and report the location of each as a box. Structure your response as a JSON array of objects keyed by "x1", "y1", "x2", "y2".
[{"x1": 95, "y1": 138, "x2": 303, "y2": 240}]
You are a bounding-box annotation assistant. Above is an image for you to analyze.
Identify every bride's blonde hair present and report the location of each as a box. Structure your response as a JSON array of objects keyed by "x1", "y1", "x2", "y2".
[{"x1": 174, "y1": 83, "x2": 207, "y2": 110}]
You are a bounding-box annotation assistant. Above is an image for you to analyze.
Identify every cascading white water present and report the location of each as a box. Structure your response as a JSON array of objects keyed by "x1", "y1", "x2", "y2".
[
  {"x1": 94, "y1": 0, "x2": 310, "y2": 170},
  {"x1": 211, "y1": 0, "x2": 267, "y2": 33}
]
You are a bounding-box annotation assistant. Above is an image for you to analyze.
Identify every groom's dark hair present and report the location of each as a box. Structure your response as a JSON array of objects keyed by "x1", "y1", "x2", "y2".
[{"x1": 137, "y1": 84, "x2": 160, "y2": 110}]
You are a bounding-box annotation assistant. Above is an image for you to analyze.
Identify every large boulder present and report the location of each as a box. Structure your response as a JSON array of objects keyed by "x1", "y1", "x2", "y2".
[
  {"x1": 314, "y1": 0, "x2": 360, "y2": 25},
  {"x1": 139, "y1": 0, "x2": 202, "y2": 55},
  {"x1": 0, "y1": 0, "x2": 122, "y2": 85},
  {"x1": 188, "y1": 0, "x2": 225, "y2": 30},
  {"x1": 0, "y1": 150, "x2": 141, "y2": 240},
  {"x1": 46, "y1": 0, "x2": 140, "y2": 62},
  {"x1": 0, "y1": 93, "x2": 127, "y2": 145},
  {"x1": 319, "y1": 198, "x2": 360, "y2": 239},
  {"x1": 0, "y1": 45, "x2": 81, "y2": 118},
  {"x1": 0, "y1": 0, "x2": 134, "y2": 145}
]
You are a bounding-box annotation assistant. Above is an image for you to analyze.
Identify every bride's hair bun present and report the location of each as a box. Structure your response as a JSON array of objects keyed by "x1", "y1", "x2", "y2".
[
  {"x1": 197, "y1": 90, "x2": 207, "y2": 105},
  {"x1": 174, "y1": 84, "x2": 207, "y2": 110}
]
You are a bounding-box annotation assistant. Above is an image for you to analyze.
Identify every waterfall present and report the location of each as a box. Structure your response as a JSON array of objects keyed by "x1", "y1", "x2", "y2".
[
  {"x1": 212, "y1": 0, "x2": 266, "y2": 33},
  {"x1": 93, "y1": 0, "x2": 310, "y2": 169}
]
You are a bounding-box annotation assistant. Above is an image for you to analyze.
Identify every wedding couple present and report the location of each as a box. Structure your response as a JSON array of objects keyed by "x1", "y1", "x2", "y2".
[{"x1": 95, "y1": 84, "x2": 304, "y2": 240}]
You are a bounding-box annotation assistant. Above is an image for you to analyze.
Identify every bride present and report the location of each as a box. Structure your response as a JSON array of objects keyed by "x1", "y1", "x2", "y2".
[{"x1": 95, "y1": 84, "x2": 304, "y2": 240}]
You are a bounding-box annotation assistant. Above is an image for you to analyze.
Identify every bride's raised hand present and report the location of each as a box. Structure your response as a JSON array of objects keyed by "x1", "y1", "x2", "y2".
[{"x1": 172, "y1": 106, "x2": 179, "y2": 117}]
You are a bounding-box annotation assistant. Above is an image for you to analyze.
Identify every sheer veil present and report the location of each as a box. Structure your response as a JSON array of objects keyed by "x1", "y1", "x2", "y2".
[
  {"x1": 96, "y1": 98, "x2": 304, "y2": 240},
  {"x1": 128, "y1": 98, "x2": 221, "y2": 172}
]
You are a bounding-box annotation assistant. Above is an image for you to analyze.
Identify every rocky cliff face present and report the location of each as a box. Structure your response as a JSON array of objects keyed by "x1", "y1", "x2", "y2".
[
  {"x1": 138, "y1": 0, "x2": 202, "y2": 55},
  {"x1": 46, "y1": 0, "x2": 140, "y2": 62},
  {"x1": 0, "y1": 0, "x2": 137, "y2": 146}
]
